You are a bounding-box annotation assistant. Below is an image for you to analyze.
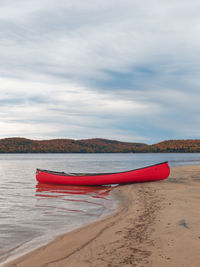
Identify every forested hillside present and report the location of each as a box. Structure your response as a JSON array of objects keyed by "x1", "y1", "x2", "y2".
[
  {"x1": 0, "y1": 138, "x2": 199, "y2": 153},
  {"x1": 0, "y1": 138, "x2": 147, "y2": 153},
  {"x1": 150, "y1": 139, "x2": 200, "y2": 152}
]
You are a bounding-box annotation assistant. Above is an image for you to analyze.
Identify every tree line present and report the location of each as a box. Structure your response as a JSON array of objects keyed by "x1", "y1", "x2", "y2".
[{"x1": 0, "y1": 138, "x2": 199, "y2": 153}]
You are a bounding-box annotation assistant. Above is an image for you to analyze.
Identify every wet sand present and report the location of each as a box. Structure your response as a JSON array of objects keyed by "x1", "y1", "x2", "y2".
[{"x1": 4, "y1": 165, "x2": 200, "y2": 267}]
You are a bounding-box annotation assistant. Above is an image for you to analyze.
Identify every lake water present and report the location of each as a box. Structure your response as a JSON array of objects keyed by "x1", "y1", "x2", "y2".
[{"x1": 1, "y1": 153, "x2": 200, "y2": 265}]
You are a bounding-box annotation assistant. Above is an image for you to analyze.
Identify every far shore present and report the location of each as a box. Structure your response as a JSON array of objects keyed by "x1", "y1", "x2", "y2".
[
  {"x1": 0, "y1": 137, "x2": 200, "y2": 153},
  {"x1": 4, "y1": 164, "x2": 200, "y2": 267}
]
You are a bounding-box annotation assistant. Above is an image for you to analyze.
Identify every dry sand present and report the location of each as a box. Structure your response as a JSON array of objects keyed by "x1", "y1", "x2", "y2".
[{"x1": 4, "y1": 165, "x2": 200, "y2": 267}]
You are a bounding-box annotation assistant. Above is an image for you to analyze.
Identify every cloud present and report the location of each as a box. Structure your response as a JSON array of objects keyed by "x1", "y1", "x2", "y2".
[
  {"x1": 0, "y1": 77, "x2": 155, "y2": 141},
  {"x1": 1, "y1": 0, "x2": 199, "y2": 82},
  {"x1": 0, "y1": 0, "x2": 200, "y2": 142}
]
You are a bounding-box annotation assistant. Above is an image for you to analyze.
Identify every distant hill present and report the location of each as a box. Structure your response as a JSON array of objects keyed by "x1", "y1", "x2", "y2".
[
  {"x1": 0, "y1": 137, "x2": 147, "y2": 153},
  {"x1": 150, "y1": 139, "x2": 200, "y2": 153},
  {"x1": 0, "y1": 138, "x2": 199, "y2": 153}
]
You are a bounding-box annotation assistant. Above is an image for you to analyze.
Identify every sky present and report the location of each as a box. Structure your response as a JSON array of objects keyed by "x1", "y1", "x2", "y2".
[{"x1": 0, "y1": 0, "x2": 200, "y2": 144}]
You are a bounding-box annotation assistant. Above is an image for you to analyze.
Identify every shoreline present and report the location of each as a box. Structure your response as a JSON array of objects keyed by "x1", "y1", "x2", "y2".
[{"x1": 4, "y1": 164, "x2": 200, "y2": 267}]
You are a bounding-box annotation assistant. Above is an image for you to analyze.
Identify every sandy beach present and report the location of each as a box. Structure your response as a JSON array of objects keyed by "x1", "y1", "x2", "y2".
[{"x1": 4, "y1": 164, "x2": 200, "y2": 267}]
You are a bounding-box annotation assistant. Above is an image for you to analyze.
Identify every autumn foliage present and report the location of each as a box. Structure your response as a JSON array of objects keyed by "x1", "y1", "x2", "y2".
[
  {"x1": 0, "y1": 138, "x2": 199, "y2": 153},
  {"x1": 0, "y1": 138, "x2": 146, "y2": 153}
]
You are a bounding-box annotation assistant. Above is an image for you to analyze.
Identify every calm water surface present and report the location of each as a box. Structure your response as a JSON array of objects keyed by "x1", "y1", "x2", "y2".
[{"x1": 1, "y1": 153, "x2": 200, "y2": 264}]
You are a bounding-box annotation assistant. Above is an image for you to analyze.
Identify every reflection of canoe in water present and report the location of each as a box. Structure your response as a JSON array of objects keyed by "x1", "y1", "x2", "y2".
[
  {"x1": 36, "y1": 183, "x2": 112, "y2": 197},
  {"x1": 36, "y1": 162, "x2": 170, "y2": 186},
  {"x1": 35, "y1": 184, "x2": 112, "y2": 217}
]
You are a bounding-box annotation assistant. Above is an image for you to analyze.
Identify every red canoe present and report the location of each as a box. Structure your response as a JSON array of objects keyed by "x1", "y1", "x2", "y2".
[{"x1": 36, "y1": 161, "x2": 170, "y2": 186}]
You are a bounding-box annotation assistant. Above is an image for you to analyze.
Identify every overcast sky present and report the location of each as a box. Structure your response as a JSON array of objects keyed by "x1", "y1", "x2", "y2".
[{"x1": 0, "y1": 0, "x2": 200, "y2": 144}]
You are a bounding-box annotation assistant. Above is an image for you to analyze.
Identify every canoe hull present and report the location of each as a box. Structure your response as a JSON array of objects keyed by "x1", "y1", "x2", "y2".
[{"x1": 36, "y1": 162, "x2": 170, "y2": 186}]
